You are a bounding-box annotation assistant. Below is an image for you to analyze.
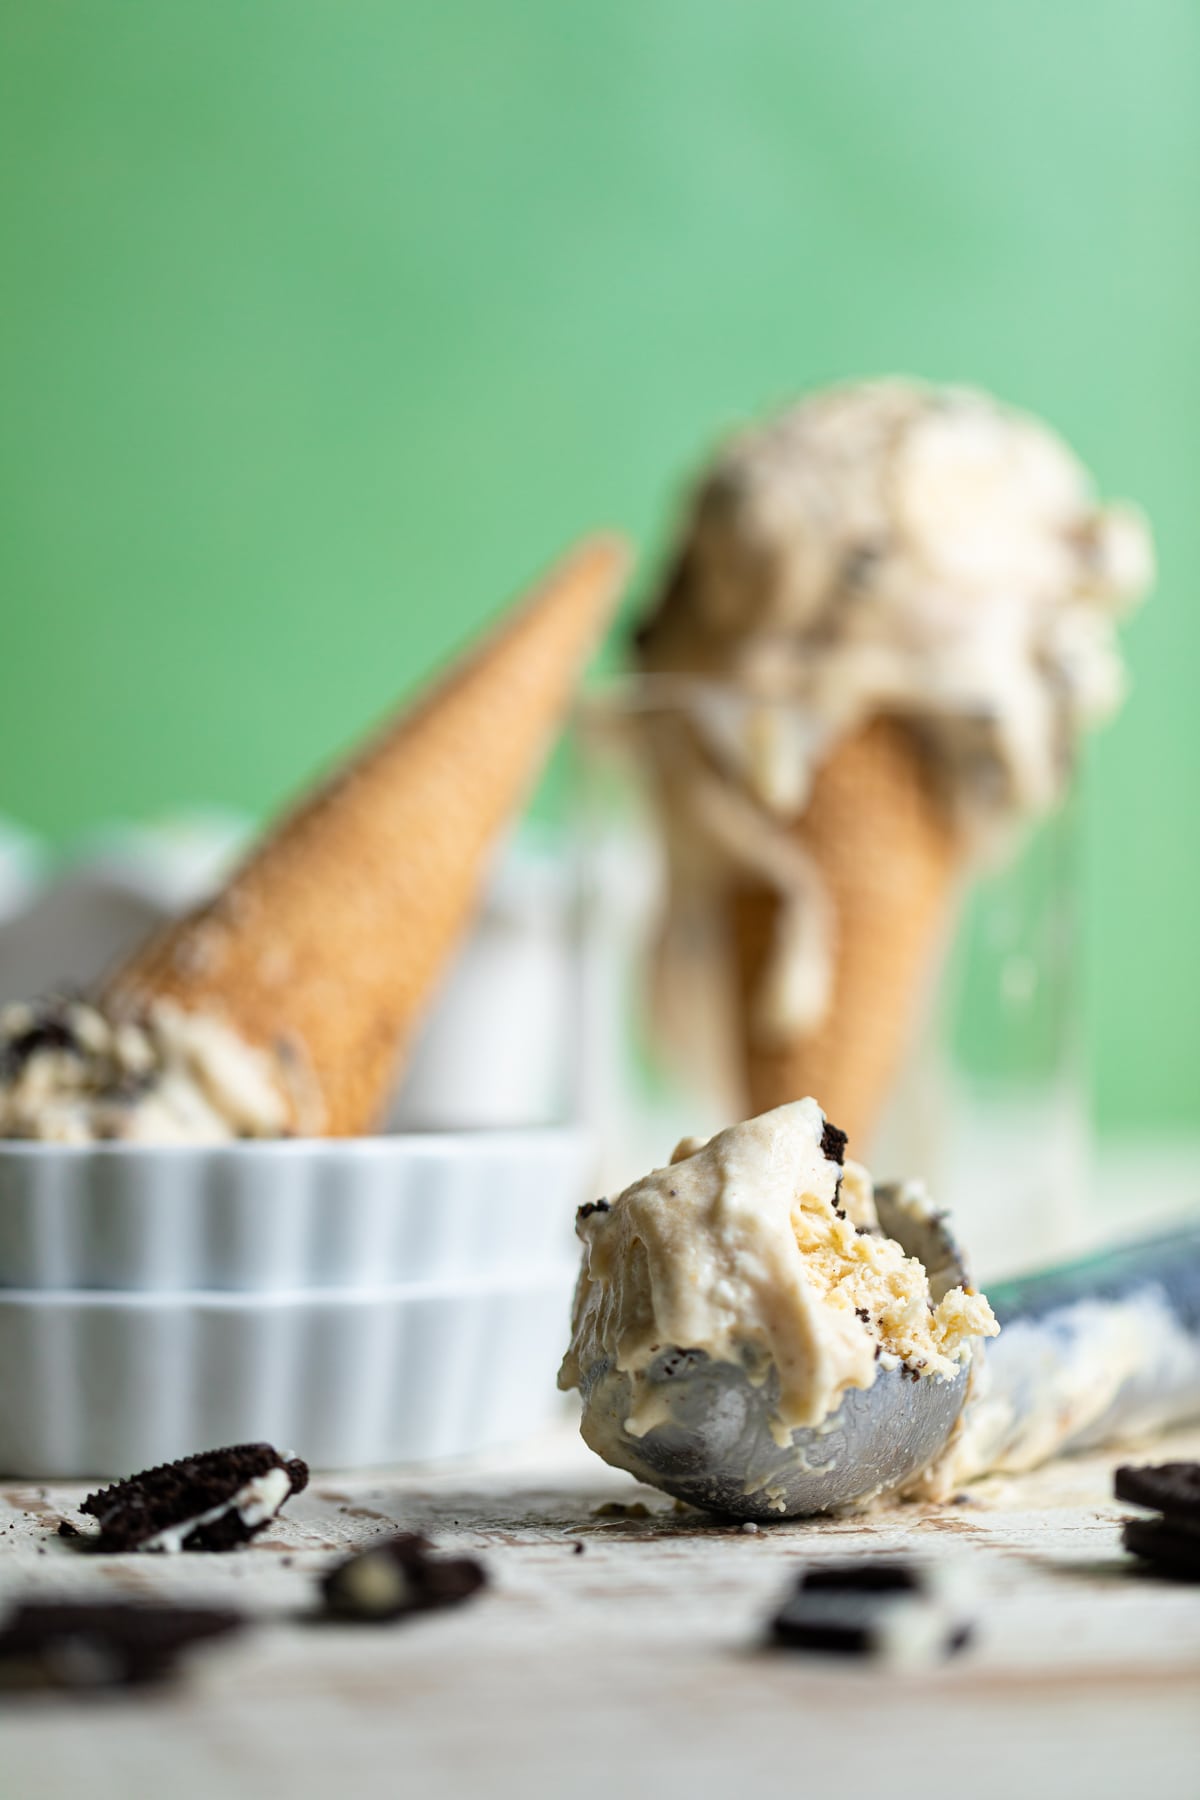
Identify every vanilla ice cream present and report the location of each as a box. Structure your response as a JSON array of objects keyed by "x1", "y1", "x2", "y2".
[
  {"x1": 0, "y1": 995, "x2": 298, "y2": 1142},
  {"x1": 559, "y1": 1101, "x2": 997, "y2": 1471},
  {"x1": 638, "y1": 378, "x2": 1152, "y2": 832}
]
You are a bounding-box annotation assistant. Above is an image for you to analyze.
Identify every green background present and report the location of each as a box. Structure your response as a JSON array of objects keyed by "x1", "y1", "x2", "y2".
[{"x1": 1, "y1": 3, "x2": 1196, "y2": 1131}]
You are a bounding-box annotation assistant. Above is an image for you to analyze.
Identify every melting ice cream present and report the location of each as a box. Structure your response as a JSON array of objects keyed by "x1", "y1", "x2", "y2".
[{"x1": 559, "y1": 1101, "x2": 997, "y2": 1467}]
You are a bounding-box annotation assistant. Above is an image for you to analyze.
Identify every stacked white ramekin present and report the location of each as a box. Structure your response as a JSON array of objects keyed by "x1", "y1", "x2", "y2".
[{"x1": 0, "y1": 1129, "x2": 592, "y2": 1478}]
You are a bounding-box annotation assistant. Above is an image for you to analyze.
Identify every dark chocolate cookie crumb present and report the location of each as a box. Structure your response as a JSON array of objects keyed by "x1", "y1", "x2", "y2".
[
  {"x1": 0, "y1": 1009, "x2": 83, "y2": 1082},
  {"x1": 321, "y1": 1534, "x2": 487, "y2": 1622},
  {"x1": 820, "y1": 1120, "x2": 848, "y2": 1165},
  {"x1": 284, "y1": 1458, "x2": 310, "y2": 1496},
  {"x1": 1116, "y1": 1461, "x2": 1200, "y2": 1580},
  {"x1": 577, "y1": 1199, "x2": 611, "y2": 1221},
  {"x1": 1121, "y1": 1516, "x2": 1200, "y2": 1581},
  {"x1": 0, "y1": 1600, "x2": 243, "y2": 1691},
  {"x1": 798, "y1": 1560, "x2": 923, "y2": 1594},
  {"x1": 1115, "y1": 1462, "x2": 1200, "y2": 1521},
  {"x1": 770, "y1": 1594, "x2": 880, "y2": 1656},
  {"x1": 655, "y1": 1347, "x2": 707, "y2": 1380}
]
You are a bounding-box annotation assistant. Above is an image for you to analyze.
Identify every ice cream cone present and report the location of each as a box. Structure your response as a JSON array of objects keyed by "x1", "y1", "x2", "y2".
[
  {"x1": 629, "y1": 381, "x2": 1151, "y2": 1161},
  {"x1": 102, "y1": 535, "x2": 629, "y2": 1136},
  {"x1": 729, "y1": 715, "x2": 965, "y2": 1150}
]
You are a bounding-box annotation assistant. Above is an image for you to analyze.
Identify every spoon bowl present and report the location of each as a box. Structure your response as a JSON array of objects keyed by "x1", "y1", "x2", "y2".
[{"x1": 574, "y1": 1184, "x2": 974, "y2": 1519}]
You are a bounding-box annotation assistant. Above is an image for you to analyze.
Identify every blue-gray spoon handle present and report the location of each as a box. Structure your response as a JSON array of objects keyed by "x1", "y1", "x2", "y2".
[{"x1": 964, "y1": 1224, "x2": 1200, "y2": 1475}]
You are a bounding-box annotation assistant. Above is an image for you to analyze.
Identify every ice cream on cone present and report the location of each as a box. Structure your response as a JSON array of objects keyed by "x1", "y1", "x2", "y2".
[
  {"x1": 0, "y1": 536, "x2": 628, "y2": 1142},
  {"x1": 730, "y1": 715, "x2": 963, "y2": 1146},
  {"x1": 634, "y1": 380, "x2": 1152, "y2": 1151}
]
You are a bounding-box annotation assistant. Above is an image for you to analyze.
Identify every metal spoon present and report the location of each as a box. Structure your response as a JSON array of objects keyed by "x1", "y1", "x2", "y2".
[{"x1": 575, "y1": 1204, "x2": 1200, "y2": 1520}]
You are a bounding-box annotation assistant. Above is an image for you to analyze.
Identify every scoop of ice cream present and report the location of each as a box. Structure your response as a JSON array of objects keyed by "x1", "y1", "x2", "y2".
[
  {"x1": 637, "y1": 378, "x2": 1153, "y2": 827},
  {"x1": 558, "y1": 1101, "x2": 997, "y2": 1462},
  {"x1": 0, "y1": 995, "x2": 295, "y2": 1142}
]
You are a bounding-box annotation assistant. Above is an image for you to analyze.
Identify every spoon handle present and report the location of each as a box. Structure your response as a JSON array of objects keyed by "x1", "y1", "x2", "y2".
[
  {"x1": 970, "y1": 1224, "x2": 1200, "y2": 1475},
  {"x1": 988, "y1": 1224, "x2": 1200, "y2": 1331}
]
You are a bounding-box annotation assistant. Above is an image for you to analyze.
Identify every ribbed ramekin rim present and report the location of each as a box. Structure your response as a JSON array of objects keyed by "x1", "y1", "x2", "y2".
[
  {"x1": 0, "y1": 1123, "x2": 593, "y2": 1161},
  {"x1": 0, "y1": 1263, "x2": 582, "y2": 1309}
]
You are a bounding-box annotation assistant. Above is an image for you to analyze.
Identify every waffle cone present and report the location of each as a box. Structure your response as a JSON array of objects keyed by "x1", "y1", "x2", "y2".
[
  {"x1": 102, "y1": 536, "x2": 628, "y2": 1135},
  {"x1": 730, "y1": 716, "x2": 965, "y2": 1152}
]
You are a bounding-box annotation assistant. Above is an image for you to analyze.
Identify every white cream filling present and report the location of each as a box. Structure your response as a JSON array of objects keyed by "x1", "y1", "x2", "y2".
[{"x1": 331, "y1": 1551, "x2": 418, "y2": 1617}]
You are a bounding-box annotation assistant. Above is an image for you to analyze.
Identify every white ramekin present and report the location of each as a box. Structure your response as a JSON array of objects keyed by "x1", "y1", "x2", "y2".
[
  {"x1": 0, "y1": 1266, "x2": 579, "y2": 1479},
  {"x1": 0, "y1": 1129, "x2": 594, "y2": 1291},
  {"x1": 0, "y1": 1128, "x2": 595, "y2": 1478}
]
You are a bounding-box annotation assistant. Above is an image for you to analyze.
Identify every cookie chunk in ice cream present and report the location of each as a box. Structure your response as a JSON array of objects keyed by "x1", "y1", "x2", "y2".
[{"x1": 559, "y1": 1101, "x2": 997, "y2": 1491}]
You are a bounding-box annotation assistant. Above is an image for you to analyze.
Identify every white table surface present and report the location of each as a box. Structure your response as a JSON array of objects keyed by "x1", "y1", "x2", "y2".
[{"x1": 3, "y1": 1421, "x2": 1199, "y2": 1800}]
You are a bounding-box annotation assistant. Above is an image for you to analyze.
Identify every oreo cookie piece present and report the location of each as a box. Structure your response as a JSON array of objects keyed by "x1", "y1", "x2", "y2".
[
  {"x1": 321, "y1": 1533, "x2": 487, "y2": 1622},
  {"x1": 1115, "y1": 1461, "x2": 1200, "y2": 1521},
  {"x1": 797, "y1": 1559, "x2": 923, "y2": 1595},
  {"x1": 768, "y1": 1559, "x2": 973, "y2": 1665},
  {"x1": 820, "y1": 1119, "x2": 848, "y2": 1165},
  {"x1": 1114, "y1": 1462, "x2": 1200, "y2": 1581},
  {"x1": 81, "y1": 1443, "x2": 309, "y2": 1553},
  {"x1": 0, "y1": 1601, "x2": 243, "y2": 1691},
  {"x1": 770, "y1": 1591, "x2": 970, "y2": 1663},
  {"x1": 1121, "y1": 1517, "x2": 1200, "y2": 1582}
]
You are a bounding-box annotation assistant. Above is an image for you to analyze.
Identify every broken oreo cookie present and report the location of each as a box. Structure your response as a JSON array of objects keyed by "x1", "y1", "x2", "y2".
[
  {"x1": 768, "y1": 1558, "x2": 973, "y2": 1665},
  {"x1": 797, "y1": 1559, "x2": 923, "y2": 1594},
  {"x1": 0, "y1": 1010, "x2": 82, "y2": 1079},
  {"x1": 1121, "y1": 1516, "x2": 1200, "y2": 1580},
  {"x1": 1116, "y1": 1461, "x2": 1200, "y2": 1582},
  {"x1": 1115, "y1": 1461, "x2": 1200, "y2": 1519},
  {"x1": 321, "y1": 1533, "x2": 487, "y2": 1622},
  {"x1": 820, "y1": 1119, "x2": 848, "y2": 1165},
  {"x1": 81, "y1": 1442, "x2": 309, "y2": 1553},
  {"x1": 0, "y1": 1600, "x2": 243, "y2": 1691}
]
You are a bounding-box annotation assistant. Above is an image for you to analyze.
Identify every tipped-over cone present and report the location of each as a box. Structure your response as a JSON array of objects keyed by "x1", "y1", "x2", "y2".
[
  {"x1": 103, "y1": 536, "x2": 629, "y2": 1135},
  {"x1": 730, "y1": 716, "x2": 964, "y2": 1149}
]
